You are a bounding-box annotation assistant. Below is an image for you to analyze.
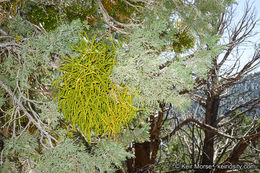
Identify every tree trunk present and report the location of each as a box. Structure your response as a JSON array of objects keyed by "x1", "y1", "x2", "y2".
[
  {"x1": 196, "y1": 96, "x2": 219, "y2": 173},
  {"x1": 117, "y1": 103, "x2": 165, "y2": 173}
]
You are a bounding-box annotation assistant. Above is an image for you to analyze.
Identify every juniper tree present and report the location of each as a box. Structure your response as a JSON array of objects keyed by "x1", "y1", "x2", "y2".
[
  {"x1": 154, "y1": 1, "x2": 260, "y2": 173},
  {"x1": 189, "y1": 2, "x2": 260, "y2": 172},
  {"x1": 0, "y1": 0, "x2": 238, "y2": 172}
]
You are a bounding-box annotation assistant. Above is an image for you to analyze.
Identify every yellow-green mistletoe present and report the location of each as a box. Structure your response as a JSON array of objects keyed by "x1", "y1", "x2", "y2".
[{"x1": 53, "y1": 33, "x2": 136, "y2": 143}]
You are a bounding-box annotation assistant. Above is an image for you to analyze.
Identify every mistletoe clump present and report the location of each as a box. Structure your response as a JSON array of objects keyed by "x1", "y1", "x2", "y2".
[{"x1": 53, "y1": 34, "x2": 136, "y2": 143}]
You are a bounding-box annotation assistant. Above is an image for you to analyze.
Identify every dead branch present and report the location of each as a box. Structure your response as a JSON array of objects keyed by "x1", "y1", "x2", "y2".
[
  {"x1": 0, "y1": 80, "x2": 57, "y2": 148},
  {"x1": 0, "y1": 42, "x2": 21, "y2": 48},
  {"x1": 217, "y1": 98, "x2": 260, "y2": 127},
  {"x1": 123, "y1": 0, "x2": 143, "y2": 12},
  {"x1": 214, "y1": 127, "x2": 260, "y2": 173},
  {"x1": 0, "y1": 29, "x2": 8, "y2": 36},
  {"x1": 97, "y1": 0, "x2": 129, "y2": 35},
  {"x1": 161, "y1": 118, "x2": 245, "y2": 141},
  {"x1": 238, "y1": 159, "x2": 260, "y2": 166},
  {"x1": 218, "y1": 2, "x2": 258, "y2": 68}
]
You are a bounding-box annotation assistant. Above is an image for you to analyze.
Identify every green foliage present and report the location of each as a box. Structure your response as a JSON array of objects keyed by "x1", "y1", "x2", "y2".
[
  {"x1": 0, "y1": 0, "x2": 28, "y2": 17},
  {"x1": 63, "y1": 0, "x2": 97, "y2": 23},
  {"x1": 0, "y1": 88, "x2": 6, "y2": 108},
  {"x1": 53, "y1": 34, "x2": 137, "y2": 143},
  {"x1": 1, "y1": 132, "x2": 39, "y2": 173},
  {"x1": 35, "y1": 138, "x2": 88, "y2": 173},
  {"x1": 195, "y1": 0, "x2": 236, "y2": 22},
  {"x1": 35, "y1": 138, "x2": 133, "y2": 173},
  {"x1": 102, "y1": 0, "x2": 145, "y2": 23},
  {"x1": 38, "y1": 101, "x2": 62, "y2": 129},
  {"x1": 24, "y1": 1, "x2": 61, "y2": 31},
  {"x1": 2, "y1": 134, "x2": 134, "y2": 173},
  {"x1": 111, "y1": 16, "x2": 194, "y2": 110},
  {"x1": 2, "y1": 16, "x2": 34, "y2": 37},
  {"x1": 3, "y1": 132, "x2": 38, "y2": 159},
  {"x1": 119, "y1": 121, "x2": 151, "y2": 145},
  {"x1": 0, "y1": 159, "x2": 19, "y2": 173},
  {"x1": 1, "y1": 19, "x2": 86, "y2": 91},
  {"x1": 178, "y1": 0, "x2": 236, "y2": 37},
  {"x1": 93, "y1": 139, "x2": 134, "y2": 172}
]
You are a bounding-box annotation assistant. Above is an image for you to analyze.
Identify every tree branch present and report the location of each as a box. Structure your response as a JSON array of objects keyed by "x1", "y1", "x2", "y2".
[
  {"x1": 0, "y1": 80, "x2": 57, "y2": 148},
  {"x1": 97, "y1": 0, "x2": 129, "y2": 35},
  {"x1": 215, "y1": 127, "x2": 260, "y2": 173},
  {"x1": 217, "y1": 98, "x2": 260, "y2": 127},
  {"x1": 161, "y1": 118, "x2": 244, "y2": 142},
  {"x1": 0, "y1": 42, "x2": 21, "y2": 48}
]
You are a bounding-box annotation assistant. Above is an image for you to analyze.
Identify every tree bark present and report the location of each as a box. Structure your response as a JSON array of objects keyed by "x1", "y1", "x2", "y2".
[
  {"x1": 196, "y1": 95, "x2": 219, "y2": 173},
  {"x1": 118, "y1": 103, "x2": 165, "y2": 173}
]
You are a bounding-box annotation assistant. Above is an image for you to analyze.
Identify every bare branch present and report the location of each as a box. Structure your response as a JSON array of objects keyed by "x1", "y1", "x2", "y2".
[
  {"x1": 97, "y1": 0, "x2": 129, "y2": 35},
  {"x1": 217, "y1": 1, "x2": 259, "y2": 74},
  {"x1": 217, "y1": 98, "x2": 260, "y2": 127},
  {"x1": 189, "y1": 93, "x2": 207, "y2": 107},
  {"x1": 0, "y1": 29, "x2": 8, "y2": 36},
  {"x1": 238, "y1": 159, "x2": 260, "y2": 166},
  {"x1": 0, "y1": 42, "x2": 21, "y2": 48},
  {"x1": 215, "y1": 127, "x2": 260, "y2": 173},
  {"x1": 0, "y1": 36, "x2": 14, "y2": 40},
  {"x1": 162, "y1": 118, "x2": 242, "y2": 142},
  {"x1": 0, "y1": 80, "x2": 57, "y2": 148},
  {"x1": 123, "y1": 0, "x2": 144, "y2": 12}
]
